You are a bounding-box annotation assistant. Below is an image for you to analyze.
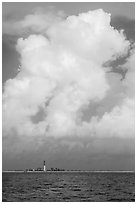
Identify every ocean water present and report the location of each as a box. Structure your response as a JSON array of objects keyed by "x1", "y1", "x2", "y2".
[{"x1": 2, "y1": 172, "x2": 135, "y2": 202}]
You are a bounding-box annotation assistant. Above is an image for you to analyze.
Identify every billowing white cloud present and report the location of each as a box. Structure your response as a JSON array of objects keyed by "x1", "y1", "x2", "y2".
[
  {"x1": 81, "y1": 97, "x2": 134, "y2": 138},
  {"x1": 3, "y1": 9, "x2": 134, "y2": 151}
]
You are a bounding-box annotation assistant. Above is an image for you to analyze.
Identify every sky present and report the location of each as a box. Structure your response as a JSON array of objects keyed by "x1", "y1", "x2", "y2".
[{"x1": 2, "y1": 2, "x2": 135, "y2": 171}]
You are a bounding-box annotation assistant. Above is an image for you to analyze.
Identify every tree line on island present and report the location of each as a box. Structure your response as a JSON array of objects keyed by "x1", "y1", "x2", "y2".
[{"x1": 25, "y1": 167, "x2": 65, "y2": 172}]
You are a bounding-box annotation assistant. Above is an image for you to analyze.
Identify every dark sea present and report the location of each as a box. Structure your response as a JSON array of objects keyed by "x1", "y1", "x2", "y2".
[{"x1": 2, "y1": 172, "x2": 135, "y2": 202}]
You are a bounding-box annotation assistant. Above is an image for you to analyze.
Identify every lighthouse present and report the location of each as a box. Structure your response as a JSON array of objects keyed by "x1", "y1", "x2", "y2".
[{"x1": 43, "y1": 160, "x2": 46, "y2": 172}]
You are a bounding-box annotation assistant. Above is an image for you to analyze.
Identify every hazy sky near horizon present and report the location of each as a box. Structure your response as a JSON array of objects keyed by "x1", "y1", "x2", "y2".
[{"x1": 2, "y1": 2, "x2": 135, "y2": 170}]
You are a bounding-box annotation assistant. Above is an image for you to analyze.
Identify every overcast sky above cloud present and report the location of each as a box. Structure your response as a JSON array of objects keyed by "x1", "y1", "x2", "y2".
[{"x1": 2, "y1": 3, "x2": 135, "y2": 170}]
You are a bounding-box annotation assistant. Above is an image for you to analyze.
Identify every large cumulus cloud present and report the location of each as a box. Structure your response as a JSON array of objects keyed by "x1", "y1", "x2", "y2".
[{"x1": 3, "y1": 9, "x2": 134, "y2": 154}]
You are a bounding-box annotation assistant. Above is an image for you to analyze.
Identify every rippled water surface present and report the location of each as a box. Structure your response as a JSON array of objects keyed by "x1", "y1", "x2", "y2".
[{"x1": 2, "y1": 172, "x2": 135, "y2": 202}]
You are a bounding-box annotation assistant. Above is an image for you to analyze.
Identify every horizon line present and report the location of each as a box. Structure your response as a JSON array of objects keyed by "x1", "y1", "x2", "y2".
[{"x1": 2, "y1": 170, "x2": 135, "y2": 173}]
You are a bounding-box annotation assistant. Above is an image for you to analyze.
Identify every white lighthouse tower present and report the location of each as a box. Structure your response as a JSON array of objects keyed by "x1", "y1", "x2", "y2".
[{"x1": 43, "y1": 160, "x2": 46, "y2": 172}]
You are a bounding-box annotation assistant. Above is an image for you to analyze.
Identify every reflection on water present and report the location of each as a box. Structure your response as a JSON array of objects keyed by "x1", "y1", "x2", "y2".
[{"x1": 2, "y1": 172, "x2": 135, "y2": 202}]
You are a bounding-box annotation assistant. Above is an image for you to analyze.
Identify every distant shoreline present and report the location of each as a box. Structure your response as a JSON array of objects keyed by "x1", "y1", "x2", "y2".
[{"x1": 2, "y1": 170, "x2": 135, "y2": 173}]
